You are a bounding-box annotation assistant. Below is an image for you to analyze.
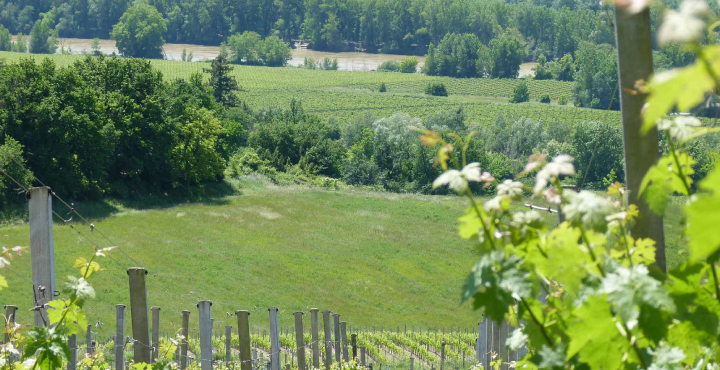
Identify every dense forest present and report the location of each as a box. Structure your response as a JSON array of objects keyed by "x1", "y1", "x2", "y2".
[{"x1": 0, "y1": 0, "x2": 698, "y2": 56}]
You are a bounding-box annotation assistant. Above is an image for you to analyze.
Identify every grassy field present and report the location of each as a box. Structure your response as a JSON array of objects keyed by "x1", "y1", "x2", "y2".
[
  {"x1": 0, "y1": 51, "x2": 621, "y2": 127},
  {"x1": 0, "y1": 177, "x2": 686, "y2": 334}
]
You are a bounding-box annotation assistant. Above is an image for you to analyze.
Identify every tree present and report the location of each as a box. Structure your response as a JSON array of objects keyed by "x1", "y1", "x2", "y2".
[
  {"x1": 399, "y1": 57, "x2": 419, "y2": 73},
  {"x1": 424, "y1": 33, "x2": 483, "y2": 78},
  {"x1": 204, "y1": 51, "x2": 240, "y2": 106},
  {"x1": 260, "y1": 36, "x2": 291, "y2": 66},
  {"x1": 509, "y1": 80, "x2": 529, "y2": 103},
  {"x1": 29, "y1": 14, "x2": 58, "y2": 54},
  {"x1": 0, "y1": 25, "x2": 11, "y2": 51},
  {"x1": 110, "y1": 3, "x2": 166, "y2": 59},
  {"x1": 489, "y1": 30, "x2": 525, "y2": 78},
  {"x1": 532, "y1": 54, "x2": 553, "y2": 80},
  {"x1": 227, "y1": 31, "x2": 263, "y2": 64},
  {"x1": 572, "y1": 42, "x2": 619, "y2": 110},
  {"x1": 552, "y1": 53, "x2": 574, "y2": 81},
  {"x1": 171, "y1": 107, "x2": 225, "y2": 184}
]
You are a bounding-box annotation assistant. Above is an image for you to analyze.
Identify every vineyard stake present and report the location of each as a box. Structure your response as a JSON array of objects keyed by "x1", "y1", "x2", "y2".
[
  {"x1": 269, "y1": 307, "x2": 281, "y2": 370},
  {"x1": 29, "y1": 187, "x2": 55, "y2": 327},
  {"x1": 86, "y1": 324, "x2": 93, "y2": 354},
  {"x1": 115, "y1": 305, "x2": 125, "y2": 370},
  {"x1": 3, "y1": 305, "x2": 17, "y2": 345},
  {"x1": 333, "y1": 314, "x2": 341, "y2": 362},
  {"x1": 351, "y1": 334, "x2": 357, "y2": 360},
  {"x1": 198, "y1": 301, "x2": 213, "y2": 370},
  {"x1": 151, "y1": 306, "x2": 160, "y2": 363},
  {"x1": 67, "y1": 334, "x2": 77, "y2": 370},
  {"x1": 181, "y1": 310, "x2": 190, "y2": 370},
  {"x1": 322, "y1": 310, "x2": 333, "y2": 369},
  {"x1": 360, "y1": 347, "x2": 366, "y2": 366},
  {"x1": 225, "y1": 325, "x2": 232, "y2": 365},
  {"x1": 127, "y1": 267, "x2": 151, "y2": 363},
  {"x1": 340, "y1": 321, "x2": 349, "y2": 362},
  {"x1": 440, "y1": 340, "x2": 445, "y2": 370},
  {"x1": 310, "y1": 308, "x2": 320, "y2": 369},
  {"x1": 294, "y1": 312, "x2": 306, "y2": 370}
]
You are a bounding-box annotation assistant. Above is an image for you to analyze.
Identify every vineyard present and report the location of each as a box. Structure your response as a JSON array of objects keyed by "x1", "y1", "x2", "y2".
[{"x1": 0, "y1": 51, "x2": 617, "y2": 127}]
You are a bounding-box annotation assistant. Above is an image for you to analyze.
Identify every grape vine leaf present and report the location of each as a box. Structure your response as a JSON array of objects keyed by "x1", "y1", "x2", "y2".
[
  {"x1": 686, "y1": 165, "x2": 720, "y2": 262},
  {"x1": 24, "y1": 326, "x2": 71, "y2": 370},
  {"x1": 529, "y1": 223, "x2": 586, "y2": 296},
  {"x1": 462, "y1": 251, "x2": 531, "y2": 323},
  {"x1": 0, "y1": 274, "x2": 7, "y2": 291},
  {"x1": 567, "y1": 295, "x2": 629, "y2": 369},
  {"x1": 640, "y1": 152, "x2": 695, "y2": 216}
]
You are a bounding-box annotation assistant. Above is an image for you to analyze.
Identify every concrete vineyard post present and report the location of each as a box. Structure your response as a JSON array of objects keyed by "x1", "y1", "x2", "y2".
[
  {"x1": 269, "y1": 308, "x2": 281, "y2": 370},
  {"x1": 310, "y1": 309, "x2": 320, "y2": 369},
  {"x1": 340, "y1": 321, "x2": 348, "y2": 362},
  {"x1": 67, "y1": 334, "x2": 77, "y2": 370},
  {"x1": 294, "y1": 312, "x2": 306, "y2": 370},
  {"x1": 127, "y1": 268, "x2": 151, "y2": 363},
  {"x1": 498, "y1": 322, "x2": 508, "y2": 370},
  {"x1": 29, "y1": 187, "x2": 55, "y2": 327},
  {"x1": 237, "y1": 311, "x2": 252, "y2": 370},
  {"x1": 226, "y1": 325, "x2": 232, "y2": 365},
  {"x1": 198, "y1": 301, "x2": 213, "y2": 370},
  {"x1": 115, "y1": 305, "x2": 125, "y2": 370},
  {"x1": 86, "y1": 324, "x2": 93, "y2": 354},
  {"x1": 614, "y1": 3, "x2": 666, "y2": 272},
  {"x1": 360, "y1": 347, "x2": 366, "y2": 366},
  {"x1": 181, "y1": 310, "x2": 190, "y2": 370},
  {"x1": 440, "y1": 340, "x2": 445, "y2": 370},
  {"x1": 322, "y1": 310, "x2": 332, "y2": 370},
  {"x1": 410, "y1": 357, "x2": 414, "y2": 370},
  {"x1": 333, "y1": 314, "x2": 341, "y2": 363},
  {"x1": 152, "y1": 306, "x2": 161, "y2": 363}
]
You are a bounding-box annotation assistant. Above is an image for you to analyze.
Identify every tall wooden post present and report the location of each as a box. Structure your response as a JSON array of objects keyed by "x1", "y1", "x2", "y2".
[
  {"x1": 151, "y1": 307, "x2": 161, "y2": 363},
  {"x1": 181, "y1": 310, "x2": 190, "y2": 370},
  {"x1": 322, "y1": 310, "x2": 332, "y2": 370},
  {"x1": 614, "y1": 5, "x2": 665, "y2": 271},
  {"x1": 3, "y1": 305, "x2": 17, "y2": 344},
  {"x1": 86, "y1": 324, "x2": 93, "y2": 354},
  {"x1": 332, "y1": 314, "x2": 341, "y2": 363},
  {"x1": 29, "y1": 187, "x2": 55, "y2": 327},
  {"x1": 128, "y1": 268, "x2": 151, "y2": 363},
  {"x1": 115, "y1": 305, "x2": 125, "y2": 370},
  {"x1": 67, "y1": 334, "x2": 77, "y2": 370},
  {"x1": 269, "y1": 308, "x2": 281, "y2": 370},
  {"x1": 226, "y1": 325, "x2": 232, "y2": 365},
  {"x1": 198, "y1": 301, "x2": 213, "y2": 370},
  {"x1": 294, "y1": 312, "x2": 306, "y2": 370},
  {"x1": 351, "y1": 334, "x2": 357, "y2": 360},
  {"x1": 236, "y1": 310, "x2": 252, "y2": 370},
  {"x1": 310, "y1": 309, "x2": 320, "y2": 369},
  {"x1": 340, "y1": 322, "x2": 348, "y2": 362},
  {"x1": 440, "y1": 341, "x2": 445, "y2": 370}
]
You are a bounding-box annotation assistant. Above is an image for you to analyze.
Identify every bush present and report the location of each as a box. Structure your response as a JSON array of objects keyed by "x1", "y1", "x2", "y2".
[
  {"x1": 379, "y1": 83, "x2": 387, "y2": 92},
  {"x1": 378, "y1": 60, "x2": 400, "y2": 72},
  {"x1": 0, "y1": 137, "x2": 34, "y2": 207},
  {"x1": 399, "y1": 57, "x2": 419, "y2": 73},
  {"x1": 425, "y1": 82, "x2": 448, "y2": 97},
  {"x1": 558, "y1": 94, "x2": 569, "y2": 105},
  {"x1": 539, "y1": 94, "x2": 551, "y2": 103},
  {"x1": 226, "y1": 148, "x2": 271, "y2": 177},
  {"x1": 509, "y1": 81, "x2": 529, "y2": 103}
]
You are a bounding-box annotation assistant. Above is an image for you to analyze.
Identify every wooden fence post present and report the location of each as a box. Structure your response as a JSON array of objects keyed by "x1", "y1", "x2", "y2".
[
  {"x1": 614, "y1": 1, "x2": 666, "y2": 271},
  {"x1": 67, "y1": 334, "x2": 77, "y2": 370},
  {"x1": 198, "y1": 301, "x2": 213, "y2": 370},
  {"x1": 360, "y1": 347, "x2": 365, "y2": 366},
  {"x1": 498, "y1": 322, "x2": 508, "y2": 370},
  {"x1": 115, "y1": 305, "x2": 125, "y2": 370},
  {"x1": 351, "y1": 334, "x2": 357, "y2": 360},
  {"x1": 128, "y1": 268, "x2": 151, "y2": 364},
  {"x1": 340, "y1": 321, "x2": 348, "y2": 362},
  {"x1": 151, "y1": 306, "x2": 160, "y2": 363},
  {"x1": 294, "y1": 312, "x2": 306, "y2": 370},
  {"x1": 86, "y1": 324, "x2": 93, "y2": 354},
  {"x1": 237, "y1": 310, "x2": 252, "y2": 370},
  {"x1": 3, "y1": 305, "x2": 17, "y2": 344},
  {"x1": 181, "y1": 310, "x2": 190, "y2": 370},
  {"x1": 440, "y1": 340, "x2": 445, "y2": 370},
  {"x1": 310, "y1": 308, "x2": 320, "y2": 369},
  {"x1": 29, "y1": 187, "x2": 55, "y2": 327},
  {"x1": 269, "y1": 308, "x2": 281, "y2": 370},
  {"x1": 225, "y1": 325, "x2": 232, "y2": 365},
  {"x1": 322, "y1": 311, "x2": 332, "y2": 370},
  {"x1": 333, "y1": 314, "x2": 341, "y2": 363}
]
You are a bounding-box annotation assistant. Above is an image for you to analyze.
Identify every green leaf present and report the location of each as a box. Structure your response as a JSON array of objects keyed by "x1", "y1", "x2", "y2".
[
  {"x1": 537, "y1": 343, "x2": 565, "y2": 370},
  {"x1": 462, "y1": 251, "x2": 531, "y2": 323},
  {"x1": 567, "y1": 295, "x2": 628, "y2": 369},
  {"x1": 530, "y1": 223, "x2": 587, "y2": 296},
  {"x1": 687, "y1": 165, "x2": 720, "y2": 262},
  {"x1": 648, "y1": 343, "x2": 685, "y2": 370},
  {"x1": 46, "y1": 299, "x2": 67, "y2": 326},
  {"x1": 23, "y1": 326, "x2": 71, "y2": 370},
  {"x1": 640, "y1": 152, "x2": 695, "y2": 216},
  {"x1": 458, "y1": 209, "x2": 481, "y2": 240},
  {"x1": 0, "y1": 274, "x2": 7, "y2": 290}
]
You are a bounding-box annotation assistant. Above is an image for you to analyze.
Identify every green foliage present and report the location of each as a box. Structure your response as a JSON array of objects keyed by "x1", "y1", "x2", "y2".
[
  {"x1": 378, "y1": 60, "x2": 400, "y2": 72},
  {"x1": 572, "y1": 42, "x2": 619, "y2": 110},
  {"x1": 533, "y1": 55, "x2": 553, "y2": 80},
  {"x1": 552, "y1": 53, "x2": 575, "y2": 82},
  {"x1": 558, "y1": 94, "x2": 568, "y2": 105},
  {"x1": 0, "y1": 137, "x2": 34, "y2": 206},
  {"x1": 29, "y1": 15, "x2": 58, "y2": 54},
  {"x1": 379, "y1": 82, "x2": 387, "y2": 92},
  {"x1": 399, "y1": 57, "x2": 419, "y2": 73},
  {"x1": 424, "y1": 33, "x2": 483, "y2": 78},
  {"x1": 425, "y1": 82, "x2": 447, "y2": 97},
  {"x1": 509, "y1": 80, "x2": 529, "y2": 103},
  {"x1": 0, "y1": 25, "x2": 11, "y2": 51},
  {"x1": 110, "y1": 3, "x2": 167, "y2": 59},
  {"x1": 539, "y1": 93, "x2": 551, "y2": 103},
  {"x1": 204, "y1": 51, "x2": 240, "y2": 106},
  {"x1": 227, "y1": 32, "x2": 291, "y2": 67},
  {"x1": 489, "y1": 30, "x2": 525, "y2": 79}
]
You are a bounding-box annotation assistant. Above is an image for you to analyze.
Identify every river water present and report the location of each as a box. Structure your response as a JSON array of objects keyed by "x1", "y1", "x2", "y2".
[{"x1": 27, "y1": 37, "x2": 536, "y2": 75}]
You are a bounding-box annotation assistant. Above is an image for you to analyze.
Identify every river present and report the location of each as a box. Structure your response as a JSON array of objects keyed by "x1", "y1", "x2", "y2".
[{"x1": 20, "y1": 36, "x2": 536, "y2": 75}]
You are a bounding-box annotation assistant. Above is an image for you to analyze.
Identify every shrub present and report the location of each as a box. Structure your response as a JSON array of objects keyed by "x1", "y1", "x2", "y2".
[
  {"x1": 509, "y1": 81, "x2": 529, "y2": 103},
  {"x1": 378, "y1": 60, "x2": 400, "y2": 72},
  {"x1": 539, "y1": 94, "x2": 551, "y2": 103},
  {"x1": 558, "y1": 94, "x2": 568, "y2": 105},
  {"x1": 379, "y1": 83, "x2": 387, "y2": 92},
  {"x1": 425, "y1": 82, "x2": 448, "y2": 97},
  {"x1": 399, "y1": 57, "x2": 419, "y2": 73}
]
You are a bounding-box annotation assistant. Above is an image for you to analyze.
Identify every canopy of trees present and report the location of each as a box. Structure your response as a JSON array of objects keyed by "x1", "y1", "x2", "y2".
[
  {"x1": 227, "y1": 31, "x2": 292, "y2": 66},
  {"x1": 110, "y1": 3, "x2": 167, "y2": 58}
]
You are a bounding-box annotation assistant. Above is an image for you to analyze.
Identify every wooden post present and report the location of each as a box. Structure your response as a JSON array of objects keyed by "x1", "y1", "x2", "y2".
[
  {"x1": 310, "y1": 309, "x2": 320, "y2": 369},
  {"x1": 269, "y1": 308, "x2": 281, "y2": 370},
  {"x1": 351, "y1": 334, "x2": 357, "y2": 360},
  {"x1": 86, "y1": 324, "x2": 93, "y2": 354},
  {"x1": 360, "y1": 347, "x2": 366, "y2": 366},
  {"x1": 477, "y1": 320, "x2": 486, "y2": 367},
  {"x1": 152, "y1": 307, "x2": 160, "y2": 363},
  {"x1": 3, "y1": 305, "x2": 17, "y2": 344},
  {"x1": 440, "y1": 340, "x2": 445, "y2": 370},
  {"x1": 68, "y1": 334, "x2": 77, "y2": 370},
  {"x1": 498, "y1": 323, "x2": 508, "y2": 370},
  {"x1": 333, "y1": 314, "x2": 341, "y2": 363},
  {"x1": 115, "y1": 305, "x2": 125, "y2": 370},
  {"x1": 128, "y1": 268, "x2": 151, "y2": 363},
  {"x1": 294, "y1": 312, "x2": 306, "y2": 370},
  {"x1": 614, "y1": 3, "x2": 665, "y2": 271},
  {"x1": 198, "y1": 301, "x2": 213, "y2": 370},
  {"x1": 29, "y1": 187, "x2": 55, "y2": 327},
  {"x1": 237, "y1": 311, "x2": 252, "y2": 370},
  {"x1": 340, "y1": 321, "x2": 349, "y2": 362},
  {"x1": 181, "y1": 310, "x2": 190, "y2": 370},
  {"x1": 410, "y1": 357, "x2": 414, "y2": 370},
  {"x1": 226, "y1": 325, "x2": 232, "y2": 365},
  {"x1": 322, "y1": 311, "x2": 332, "y2": 370}
]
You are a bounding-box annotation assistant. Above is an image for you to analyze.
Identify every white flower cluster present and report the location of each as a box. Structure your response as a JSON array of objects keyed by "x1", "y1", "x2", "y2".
[
  {"x1": 657, "y1": 0, "x2": 709, "y2": 46},
  {"x1": 658, "y1": 115, "x2": 701, "y2": 141},
  {"x1": 433, "y1": 162, "x2": 494, "y2": 194},
  {"x1": 534, "y1": 155, "x2": 575, "y2": 195},
  {"x1": 563, "y1": 191, "x2": 616, "y2": 231}
]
